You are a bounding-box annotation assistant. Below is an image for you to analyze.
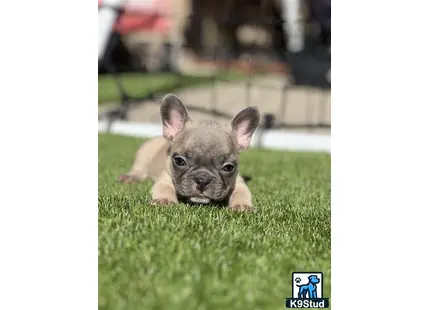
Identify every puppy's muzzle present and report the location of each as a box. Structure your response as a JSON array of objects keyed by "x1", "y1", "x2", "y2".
[{"x1": 192, "y1": 171, "x2": 213, "y2": 192}]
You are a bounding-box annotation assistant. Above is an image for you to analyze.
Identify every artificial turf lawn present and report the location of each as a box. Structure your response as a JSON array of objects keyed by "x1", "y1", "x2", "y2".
[
  {"x1": 98, "y1": 133, "x2": 331, "y2": 310},
  {"x1": 98, "y1": 72, "x2": 246, "y2": 104}
]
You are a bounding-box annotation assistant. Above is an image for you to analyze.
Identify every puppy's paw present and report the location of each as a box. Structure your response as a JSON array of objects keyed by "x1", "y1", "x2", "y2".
[
  {"x1": 228, "y1": 204, "x2": 257, "y2": 212},
  {"x1": 149, "y1": 198, "x2": 176, "y2": 207},
  {"x1": 118, "y1": 174, "x2": 140, "y2": 184}
]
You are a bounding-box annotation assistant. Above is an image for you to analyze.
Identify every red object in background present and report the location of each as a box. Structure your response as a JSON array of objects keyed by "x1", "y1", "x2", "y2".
[{"x1": 98, "y1": 0, "x2": 171, "y2": 35}]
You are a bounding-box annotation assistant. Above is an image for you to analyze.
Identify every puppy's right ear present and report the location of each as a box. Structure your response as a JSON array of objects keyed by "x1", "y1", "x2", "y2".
[{"x1": 160, "y1": 94, "x2": 190, "y2": 140}]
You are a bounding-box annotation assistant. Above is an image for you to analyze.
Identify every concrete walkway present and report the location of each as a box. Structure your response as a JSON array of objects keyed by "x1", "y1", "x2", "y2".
[{"x1": 99, "y1": 74, "x2": 331, "y2": 135}]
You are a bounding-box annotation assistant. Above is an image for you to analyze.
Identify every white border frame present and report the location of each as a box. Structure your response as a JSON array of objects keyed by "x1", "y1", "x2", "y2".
[{"x1": 1, "y1": 1, "x2": 430, "y2": 310}]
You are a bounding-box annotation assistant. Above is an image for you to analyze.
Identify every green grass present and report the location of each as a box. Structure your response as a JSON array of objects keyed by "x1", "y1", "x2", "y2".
[
  {"x1": 98, "y1": 72, "x2": 246, "y2": 104},
  {"x1": 98, "y1": 133, "x2": 331, "y2": 310}
]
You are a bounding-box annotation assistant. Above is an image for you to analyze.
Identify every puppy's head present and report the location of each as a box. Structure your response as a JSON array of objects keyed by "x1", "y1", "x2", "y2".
[{"x1": 160, "y1": 94, "x2": 259, "y2": 204}]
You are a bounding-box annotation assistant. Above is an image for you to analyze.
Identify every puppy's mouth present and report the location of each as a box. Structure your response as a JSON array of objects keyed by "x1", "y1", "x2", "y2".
[{"x1": 189, "y1": 196, "x2": 211, "y2": 204}]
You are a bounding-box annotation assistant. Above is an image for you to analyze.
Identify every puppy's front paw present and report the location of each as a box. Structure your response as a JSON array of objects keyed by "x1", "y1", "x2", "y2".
[
  {"x1": 229, "y1": 204, "x2": 257, "y2": 212},
  {"x1": 150, "y1": 198, "x2": 176, "y2": 207},
  {"x1": 118, "y1": 174, "x2": 140, "y2": 184}
]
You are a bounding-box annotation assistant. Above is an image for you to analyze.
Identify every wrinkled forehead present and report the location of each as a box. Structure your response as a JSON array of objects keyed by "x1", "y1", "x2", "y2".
[{"x1": 172, "y1": 126, "x2": 238, "y2": 161}]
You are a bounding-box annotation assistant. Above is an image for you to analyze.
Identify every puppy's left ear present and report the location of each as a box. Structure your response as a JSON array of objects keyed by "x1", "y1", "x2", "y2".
[
  {"x1": 160, "y1": 94, "x2": 191, "y2": 140},
  {"x1": 229, "y1": 106, "x2": 260, "y2": 151}
]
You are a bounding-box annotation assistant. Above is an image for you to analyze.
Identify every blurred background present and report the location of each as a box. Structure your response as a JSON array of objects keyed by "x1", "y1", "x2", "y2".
[{"x1": 98, "y1": 0, "x2": 331, "y2": 144}]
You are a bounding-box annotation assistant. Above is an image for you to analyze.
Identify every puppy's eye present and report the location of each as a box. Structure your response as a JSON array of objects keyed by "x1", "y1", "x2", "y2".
[
  {"x1": 173, "y1": 156, "x2": 186, "y2": 167},
  {"x1": 222, "y1": 164, "x2": 235, "y2": 172}
]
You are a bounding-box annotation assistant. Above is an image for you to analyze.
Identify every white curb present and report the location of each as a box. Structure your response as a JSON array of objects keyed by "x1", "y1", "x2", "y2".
[{"x1": 98, "y1": 120, "x2": 331, "y2": 153}]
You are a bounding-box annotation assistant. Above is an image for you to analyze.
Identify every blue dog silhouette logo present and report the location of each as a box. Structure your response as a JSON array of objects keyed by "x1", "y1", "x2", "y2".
[
  {"x1": 286, "y1": 272, "x2": 329, "y2": 308},
  {"x1": 296, "y1": 275, "x2": 320, "y2": 299}
]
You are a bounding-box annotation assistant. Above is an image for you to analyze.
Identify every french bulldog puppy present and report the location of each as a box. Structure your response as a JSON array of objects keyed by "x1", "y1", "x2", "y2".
[{"x1": 118, "y1": 94, "x2": 260, "y2": 212}]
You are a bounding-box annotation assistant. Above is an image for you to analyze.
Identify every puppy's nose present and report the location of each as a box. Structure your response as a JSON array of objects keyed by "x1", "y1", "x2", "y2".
[{"x1": 194, "y1": 173, "x2": 212, "y2": 191}]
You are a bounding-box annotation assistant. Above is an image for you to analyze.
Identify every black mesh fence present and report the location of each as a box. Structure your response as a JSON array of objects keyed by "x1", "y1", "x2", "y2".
[{"x1": 98, "y1": 0, "x2": 331, "y2": 133}]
